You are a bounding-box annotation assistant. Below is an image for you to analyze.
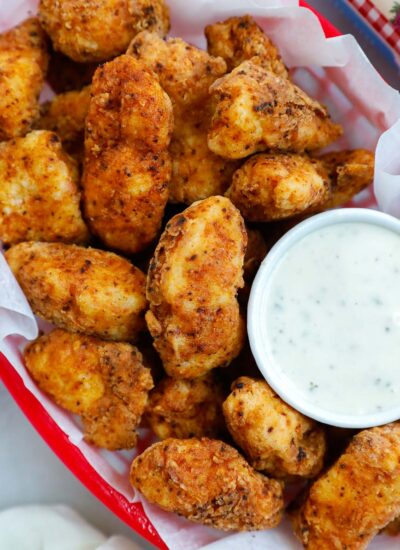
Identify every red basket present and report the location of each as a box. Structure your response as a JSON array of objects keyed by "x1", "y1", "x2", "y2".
[{"x1": 0, "y1": 4, "x2": 341, "y2": 549}]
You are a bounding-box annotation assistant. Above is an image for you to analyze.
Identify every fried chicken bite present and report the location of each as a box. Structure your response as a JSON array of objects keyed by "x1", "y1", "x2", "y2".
[
  {"x1": 223, "y1": 377, "x2": 326, "y2": 479},
  {"x1": 39, "y1": 0, "x2": 170, "y2": 62},
  {"x1": 291, "y1": 423, "x2": 400, "y2": 549},
  {"x1": 0, "y1": 130, "x2": 88, "y2": 246},
  {"x1": 83, "y1": 55, "x2": 173, "y2": 254},
  {"x1": 205, "y1": 15, "x2": 288, "y2": 77},
  {"x1": 208, "y1": 59, "x2": 342, "y2": 160},
  {"x1": 128, "y1": 32, "x2": 237, "y2": 204},
  {"x1": 130, "y1": 438, "x2": 284, "y2": 531},
  {"x1": 24, "y1": 329, "x2": 153, "y2": 450},
  {"x1": 146, "y1": 373, "x2": 227, "y2": 440},
  {"x1": 317, "y1": 148, "x2": 375, "y2": 209},
  {"x1": 47, "y1": 49, "x2": 97, "y2": 93},
  {"x1": 0, "y1": 18, "x2": 48, "y2": 141},
  {"x1": 225, "y1": 153, "x2": 330, "y2": 222},
  {"x1": 146, "y1": 196, "x2": 246, "y2": 379},
  {"x1": 6, "y1": 242, "x2": 147, "y2": 341},
  {"x1": 36, "y1": 86, "x2": 91, "y2": 165}
]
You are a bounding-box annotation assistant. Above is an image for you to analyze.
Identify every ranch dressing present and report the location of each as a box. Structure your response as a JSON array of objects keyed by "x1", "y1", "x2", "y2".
[{"x1": 265, "y1": 222, "x2": 400, "y2": 415}]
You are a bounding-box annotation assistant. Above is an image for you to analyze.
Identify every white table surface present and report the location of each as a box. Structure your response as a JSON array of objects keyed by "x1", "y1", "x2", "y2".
[{"x1": 0, "y1": 3, "x2": 398, "y2": 550}]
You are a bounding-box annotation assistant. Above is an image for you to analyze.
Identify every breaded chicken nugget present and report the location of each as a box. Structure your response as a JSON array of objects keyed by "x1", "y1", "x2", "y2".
[
  {"x1": 128, "y1": 32, "x2": 237, "y2": 204},
  {"x1": 130, "y1": 438, "x2": 284, "y2": 530},
  {"x1": 6, "y1": 242, "x2": 147, "y2": 341},
  {"x1": 317, "y1": 148, "x2": 375, "y2": 209},
  {"x1": 83, "y1": 55, "x2": 173, "y2": 254},
  {"x1": 47, "y1": 49, "x2": 97, "y2": 93},
  {"x1": 24, "y1": 329, "x2": 153, "y2": 450},
  {"x1": 38, "y1": 87, "x2": 91, "y2": 152},
  {"x1": 146, "y1": 196, "x2": 246, "y2": 379},
  {"x1": 208, "y1": 59, "x2": 342, "y2": 159},
  {"x1": 225, "y1": 153, "x2": 330, "y2": 222},
  {"x1": 146, "y1": 372, "x2": 226, "y2": 440},
  {"x1": 291, "y1": 423, "x2": 400, "y2": 549},
  {"x1": 0, "y1": 131, "x2": 88, "y2": 246},
  {"x1": 39, "y1": 0, "x2": 170, "y2": 62},
  {"x1": 205, "y1": 15, "x2": 288, "y2": 77},
  {"x1": 0, "y1": 18, "x2": 48, "y2": 141},
  {"x1": 223, "y1": 377, "x2": 326, "y2": 479}
]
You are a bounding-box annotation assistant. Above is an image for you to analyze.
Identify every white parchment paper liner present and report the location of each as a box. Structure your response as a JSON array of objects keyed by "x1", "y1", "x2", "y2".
[{"x1": 0, "y1": 1, "x2": 400, "y2": 548}]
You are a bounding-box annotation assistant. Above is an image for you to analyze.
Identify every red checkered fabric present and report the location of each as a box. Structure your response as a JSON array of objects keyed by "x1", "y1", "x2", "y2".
[{"x1": 348, "y1": 0, "x2": 400, "y2": 54}]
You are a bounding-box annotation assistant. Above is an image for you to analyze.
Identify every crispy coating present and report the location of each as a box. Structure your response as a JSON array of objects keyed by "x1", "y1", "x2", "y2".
[
  {"x1": 47, "y1": 49, "x2": 97, "y2": 93},
  {"x1": 225, "y1": 153, "x2": 330, "y2": 222},
  {"x1": 24, "y1": 329, "x2": 153, "y2": 450},
  {"x1": 208, "y1": 59, "x2": 342, "y2": 159},
  {"x1": 39, "y1": 0, "x2": 170, "y2": 62},
  {"x1": 205, "y1": 15, "x2": 288, "y2": 76},
  {"x1": 146, "y1": 373, "x2": 226, "y2": 440},
  {"x1": 243, "y1": 228, "x2": 268, "y2": 283},
  {"x1": 146, "y1": 196, "x2": 247, "y2": 379},
  {"x1": 0, "y1": 18, "x2": 48, "y2": 140},
  {"x1": 5, "y1": 242, "x2": 147, "y2": 341},
  {"x1": 0, "y1": 130, "x2": 88, "y2": 246},
  {"x1": 223, "y1": 377, "x2": 326, "y2": 479},
  {"x1": 130, "y1": 438, "x2": 284, "y2": 531},
  {"x1": 128, "y1": 32, "x2": 237, "y2": 204},
  {"x1": 38, "y1": 86, "x2": 91, "y2": 149},
  {"x1": 317, "y1": 148, "x2": 375, "y2": 209},
  {"x1": 83, "y1": 55, "x2": 173, "y2": 254},
  {"x1": 291, "y1": 423, "x2": 400, "y2": 549}
]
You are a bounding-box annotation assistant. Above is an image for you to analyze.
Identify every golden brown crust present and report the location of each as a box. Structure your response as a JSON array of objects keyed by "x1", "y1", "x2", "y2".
[
  {"x1": 146, "y1": 372, "x2": 227, "y2": 440},
  {"x1": 208, "y1": 59, "x2": 342, "y2": 159},
  {"x1": 146, "y1": 196, "x2": 246, "y2": 378},
  {"x1": 205, "y1": 15, "x2": 288, "y2": 76},
  {"x1": 37, "y1": 86, "x2": 91, "y2": 159},
  {"x1": 39, "y1": 0, "x2": 170, "y2": 62},
  {"x1": 317, "y1": 148, "x2": 375, "y2": 209},
  {"x1": 223, "y1": 377, "x2": 326, "y2": 479},
  {"x1": 291, "y1": 423, "x2": 400, "y2": 549},
  {"x1": 24, "y1": 329, "x2": 153, "y2": 450},
  {"x1": 130, "y1": 437, "x2": 284, "y2": 530},
  {"x1": 0, "y1": 18, "x2": 48, "y2": 140},
  {"x1": 128, "y1": 31, "x2": 236, "y2": 204},
  {"x1": 82, "y1": 55, "x2": 173, "y2": 254},
  {"x1": 5, "y1": 242, "x2": 147, "y2": 341},
  {"x1": 0, "y1": 130, "x2": 88, "y2": 246},
  {"x1": 225, "y1": 152, "x2": 331, "y2": 221}
]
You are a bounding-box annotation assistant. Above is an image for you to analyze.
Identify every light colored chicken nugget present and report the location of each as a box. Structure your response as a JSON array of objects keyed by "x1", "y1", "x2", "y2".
[
  {"x1": 225, "y1": 152, "x2": 330, "y2": 222},
  {"x1": 39, "y1": 0, "x2": 170, "y2": 62},
  {"x1": 130, "y1": 437, "x2": 284, "y2": 531},
  {"x1": 146, "y1": 196, "x2": 246, "y2": 379},
  {"x1": 317, "y1": 148, "x2": 375, "y2": 209},
  {"x1": 128, "y1": 32, "x2": 237, "y2": 204},
  {"x1": 208, "y1": 59, "x2": 342, "y2": 159},
  {"x1": 38, "y1": 86, "x2": 91, "y2": 148},
  {"x1": 24, "y1": 329, "x2": 153, "y2": 450},
  {"x1": 6, "y1": 242, "x2": 147, "y2": 341},
  {"x1": 205, "y1": 15, "x2": 288, "y2": 76},
  {"x1": 146, "y1": 372, "x2": 226, "y2": 440},
  {"x1": 223, "y1": 377, "x2": 326, "y2": 479},
  {"x1": 291, "y1": 423, "x2": 400, "y2": 549},
  {"x1": 0, "y1": 130, "x2": 88, "y2": 246},
  {"x1": 0, "y1": 18, "x2": 48, "y2": 140},
  {"x1": 83, "y1": 55, "x2": 173, "y2": 254}
]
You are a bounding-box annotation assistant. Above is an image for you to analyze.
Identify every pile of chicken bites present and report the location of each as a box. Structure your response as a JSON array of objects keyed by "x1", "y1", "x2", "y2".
[{"x1": 2, "y1": 1, "x2": 398, "y2": 547}]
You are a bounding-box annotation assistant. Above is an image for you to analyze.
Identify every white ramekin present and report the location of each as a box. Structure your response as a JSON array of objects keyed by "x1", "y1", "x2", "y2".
[{"x1": 248, "y1": 208, "x2": 400, "y2": 428}]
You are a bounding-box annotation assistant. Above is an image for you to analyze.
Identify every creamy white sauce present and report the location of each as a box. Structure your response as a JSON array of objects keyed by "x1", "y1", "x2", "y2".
[{"x1": 265, "y1": 222, "x2": 400, "y2": 415}]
